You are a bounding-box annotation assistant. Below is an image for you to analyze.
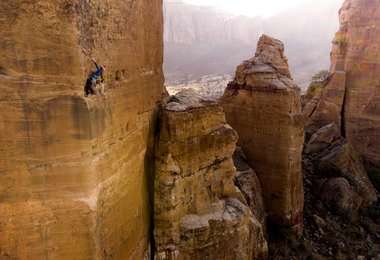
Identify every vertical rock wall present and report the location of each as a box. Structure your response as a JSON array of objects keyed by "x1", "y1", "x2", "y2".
[
  {"x1": 337, "y1": 0, "x2": 380, "y2": 168},
  {"x1": 327, "y1": 0, "x2": 380, "y2": 167},
  {"x1": 304, "y1": 72, "x2": 347, "y2": 138},
  {"x1": 220, "y1": 35, "x2": 304, "y2": 228},
  {"x1": 0, "y1": 0, "x2": 163, "y2": 259},
  {"x1": 154, "y1": 90, "x2": 268, "y2": 259}
]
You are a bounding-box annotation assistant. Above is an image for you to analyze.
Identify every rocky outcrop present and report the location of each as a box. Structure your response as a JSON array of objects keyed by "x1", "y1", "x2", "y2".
[
  {"x1": 154, "y1": 89, "x2": 268, "y2": 259},
  {"x1": 220, "y1": 35, "x2": 304, "y2": 228},
  {"x1": 304, "y1": 71, "x2": 346, "y2": 138},
  {"x1": 315, "y1": 177, "x2": 364, "y2": 216},
  {"x1": 318, "y1": 141, "x2": 378, "y2": 207},
  {"x1": 304, "y1": 123, "x2": 341, "y2": 154},
  {"x1": 302, "y1": 81, "x2": 325, "y2": 116},
  {"x1": 305, "y1": 127, "x2": 378, "y2": 216},
  {"x1": 306, "y1": 0, "x2": 380, "y2": 167},
  {"x1": 0, "y1": 0, "x2": 163, "y2": 259}
]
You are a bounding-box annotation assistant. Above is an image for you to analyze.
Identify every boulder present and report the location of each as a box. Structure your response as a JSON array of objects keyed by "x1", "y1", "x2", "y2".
[
  {"x1": 304, "y1": 123, "x2": 341, "y2": 154},
  {"x1": 175, "y1": 198, "x2": 267, "y2": 260},
  {"x1": 318, "y1": 141, "x2": 378, "y2": 207},
  {"x1": 317, "y1": 178, "x2": 363, "y2": 216}
]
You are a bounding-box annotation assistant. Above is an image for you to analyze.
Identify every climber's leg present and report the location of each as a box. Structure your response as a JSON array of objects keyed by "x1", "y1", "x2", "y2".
[
  {"x1": 84, "y1": 78, "x2": 93, "y2": 96},
  {"x1": 91, "y1": 78, "x2": 100, "y2": 96}
]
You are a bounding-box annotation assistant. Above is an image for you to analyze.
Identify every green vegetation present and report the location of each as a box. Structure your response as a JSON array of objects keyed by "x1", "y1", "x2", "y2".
[
  {"x1": 305, "y1": 70, "x2": 331, "y2": 99},
  {"x1": 306, "y1": 82, "x2": 324, "y2": 99},
  {"x1": 310, "y1": 70, "x2": 331, "y2": 83},
  {"x1": 277, "y1": 226, "x2": 297, "y2": 239},
  {"x1": 268, "y1": 224, "x2": 314, "y2": 257}
]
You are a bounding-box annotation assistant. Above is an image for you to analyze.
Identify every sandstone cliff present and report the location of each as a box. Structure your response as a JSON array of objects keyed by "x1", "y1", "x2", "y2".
[
  {"x1": 154, "y1": 89, "x2": 268, "y2": 259},
  {"x1": 220, "y1": 35, "x2": 304, "y2": 228},
  {"x1": 305, "y1": 0, "x2": 380, "y2": 168},
  {"x1": 0, "y1": 0, "x2": 163, "y2": 259}
]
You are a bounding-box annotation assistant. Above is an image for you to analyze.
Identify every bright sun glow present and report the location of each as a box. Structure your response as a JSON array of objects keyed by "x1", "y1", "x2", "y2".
[{"x1": 183, "y1": 0, "x2": 316, "y2": 18}]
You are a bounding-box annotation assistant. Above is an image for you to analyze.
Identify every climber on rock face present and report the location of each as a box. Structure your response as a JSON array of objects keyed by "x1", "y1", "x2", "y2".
[{"x1": 85, "y1": 57, "x2": 105, "y2": 97}]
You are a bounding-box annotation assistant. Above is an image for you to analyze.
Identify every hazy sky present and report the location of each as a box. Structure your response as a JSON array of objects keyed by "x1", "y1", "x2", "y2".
[{"x1": 183, "y1": 0, "x2": 336, "y2": 18}]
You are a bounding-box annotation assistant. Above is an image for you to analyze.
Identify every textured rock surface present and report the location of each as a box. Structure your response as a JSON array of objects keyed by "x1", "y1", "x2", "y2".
[
  {"x1": 0, "y1": 0, "x2": 163, "y2": 259},
  {"x1": 233, "y1": 148, "x2": 266, "y2": 229},
  {"x1": 304, "y1": 71, "x2": 346, "y2": 138},
  {"x1": 308, "y1": 0, "x2": 380, "y2": 167},
  {"x1": 315, "y1": 177, "x2": 363, "y2": 216},
  {"x1": 154, "y1": 90, "x2": 268, "y2": 259},
  {"x1": 301, "y1": 143, "x2": 380, "y2": 259},
  {"x1": 304, "y1": 123, "x2": 341, "y2": 154},
  {"x1": 220, "y1": 35, "x2": 304, "y2": 227},
  {"x1": 302, "y1": 81, "x2": 326, "y2": 120},
  {"x1": 318, "y1": 141, "x2": 378, "y2": 208}
]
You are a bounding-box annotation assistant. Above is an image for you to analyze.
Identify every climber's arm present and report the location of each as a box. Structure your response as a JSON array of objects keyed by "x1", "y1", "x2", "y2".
[{"x1": 92, "y1": 57, "x2": 100, "y2": 70}]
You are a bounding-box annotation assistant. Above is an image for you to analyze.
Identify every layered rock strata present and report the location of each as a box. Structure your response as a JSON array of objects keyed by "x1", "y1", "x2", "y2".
[
  {"x1": 0, "y1": 0, "x2": 163, "y2": 259},
  {"x1": 306, "y1": 0, "x2": 380, "y2": 167},
  {"x1": 220, "y1": 35, "x2": 304, "y2": 228},
  {"x1": 154, "y1": 89, "x2": 268, "y2": 259}
]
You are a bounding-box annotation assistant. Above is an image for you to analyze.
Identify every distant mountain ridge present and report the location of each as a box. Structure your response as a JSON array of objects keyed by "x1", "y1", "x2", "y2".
[{"x1": 164, "y1": 0, "x2": 342, "y2": 89}]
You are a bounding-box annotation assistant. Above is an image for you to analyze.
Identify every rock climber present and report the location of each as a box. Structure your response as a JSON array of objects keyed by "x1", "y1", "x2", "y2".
[{"x1": 85, "y1": 57, "x2": 106, "y2": 96}]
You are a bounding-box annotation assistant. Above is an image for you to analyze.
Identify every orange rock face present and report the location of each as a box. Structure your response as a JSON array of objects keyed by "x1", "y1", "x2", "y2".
[
  {"x1": 330, "y1": 0, "x2": 380, "y2": 167},
  {"x1": 0, "y1": 0, "x2": 163, "y2": 259},
  {"x1": 154, "y1": 90, "x2": 268, "y2": 259},
  {"x1": 220, "y1": 35, "x2": 304, "y2": 228}
]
